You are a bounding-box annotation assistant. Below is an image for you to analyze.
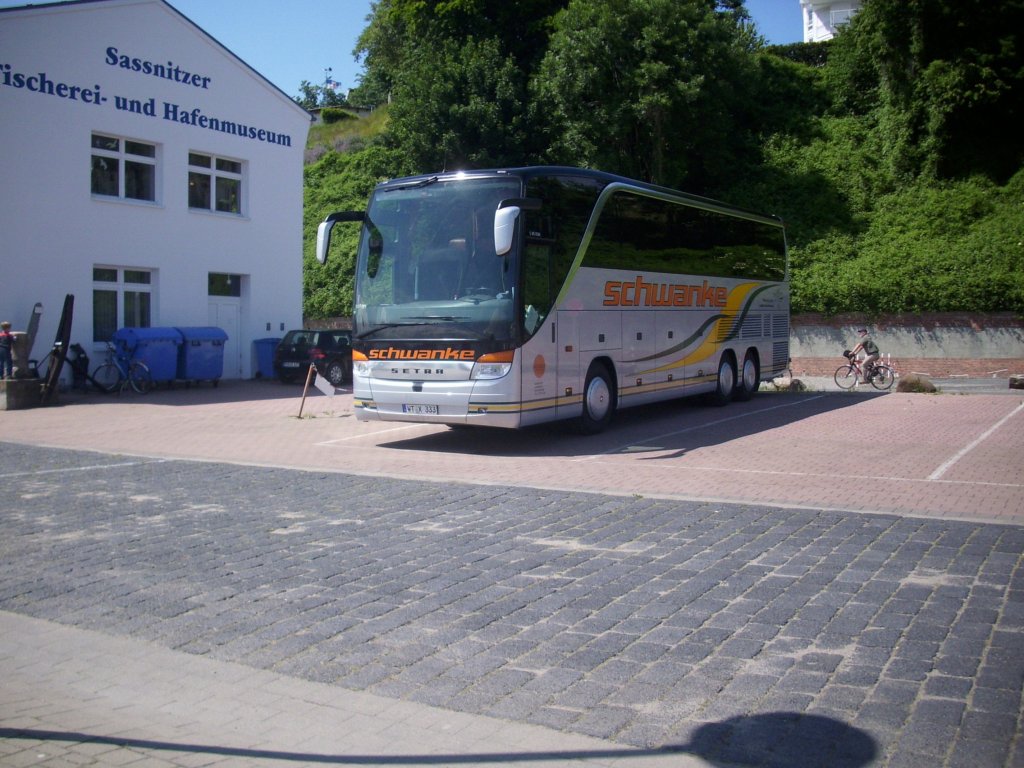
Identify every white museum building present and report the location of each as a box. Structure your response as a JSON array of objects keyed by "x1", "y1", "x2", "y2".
[{"x1": 0, "y1": 0, "x2": 311, "y2": 381}]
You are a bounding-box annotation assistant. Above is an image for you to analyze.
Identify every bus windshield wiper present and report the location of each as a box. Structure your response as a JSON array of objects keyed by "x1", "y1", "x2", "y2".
[
  {"x1": 355, "y1": 322, "x2": 426, "y2": 339},
  {"x1": 381, "y1": 176, "x2": 439, "y2": 193},
  {"x1": 405, "y1": 315, "x2": 471, "y2": 322}
]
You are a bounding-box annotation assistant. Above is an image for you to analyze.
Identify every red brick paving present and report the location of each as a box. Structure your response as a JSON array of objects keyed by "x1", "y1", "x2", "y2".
[{"x1": 2, "y1": 381, "x2": 1022, "y2": 525}]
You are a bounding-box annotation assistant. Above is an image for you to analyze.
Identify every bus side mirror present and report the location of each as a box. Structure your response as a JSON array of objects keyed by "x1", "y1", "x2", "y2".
[
  {"x1": 315, "y1": 211, "x2": 364, "y2": 264},
  {"x1": 315, "y1": 221, "x2": 334, "y2": 264},
  {"x1": 494, "y1": 207, "x2": 520, "y2": 257},
  {"x1": 494, "y1": 198, "x2": 541, "y2": 256}
]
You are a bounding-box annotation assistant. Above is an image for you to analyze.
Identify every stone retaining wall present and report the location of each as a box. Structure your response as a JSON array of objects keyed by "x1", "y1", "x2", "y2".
[{"x1": 790, "y1": 312, "x2": 1024, "y2": 378}]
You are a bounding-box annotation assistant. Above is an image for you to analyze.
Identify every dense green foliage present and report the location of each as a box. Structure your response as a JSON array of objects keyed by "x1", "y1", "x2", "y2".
[{"x1": 300, "y1": 0, "x2": 1024, "y2": 319}]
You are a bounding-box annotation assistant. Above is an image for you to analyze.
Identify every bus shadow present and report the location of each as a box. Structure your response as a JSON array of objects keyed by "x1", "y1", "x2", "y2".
[
  {"x1": 381, "y1": 391, "x2": 882, "y2": 459},
  {"x1": 0, "y1": 712, "x2": 877, "y2": 766}
]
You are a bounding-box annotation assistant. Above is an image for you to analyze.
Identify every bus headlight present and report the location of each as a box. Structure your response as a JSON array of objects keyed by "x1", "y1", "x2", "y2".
[
  {"x1": 471, "y1": 350, "x2": 514, "y2": 380},
  {"x1": 352, "y1": 350, "x2": 370, "y2": 377}
]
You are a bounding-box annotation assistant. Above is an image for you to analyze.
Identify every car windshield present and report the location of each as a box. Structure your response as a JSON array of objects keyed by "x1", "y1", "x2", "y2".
[
  {"x1": 282, "y1": 331, "x2": 347, "y2": 348},
  {"x1": 353, "y1": 176, "x2": 522, "y2": 342},
  {"x1": 282, "y1": 331, "x2": 312, "y2": 347}
]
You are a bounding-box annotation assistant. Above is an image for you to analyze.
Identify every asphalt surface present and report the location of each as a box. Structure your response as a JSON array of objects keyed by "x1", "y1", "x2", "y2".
[{"x1": 1, "y1": 377, "x2": 1022, "y2": 767}]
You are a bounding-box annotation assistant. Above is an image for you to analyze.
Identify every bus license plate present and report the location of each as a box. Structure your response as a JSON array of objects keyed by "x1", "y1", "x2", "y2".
[{"x1": 402, "y1": 404, "x2": 439, "y2": 415}]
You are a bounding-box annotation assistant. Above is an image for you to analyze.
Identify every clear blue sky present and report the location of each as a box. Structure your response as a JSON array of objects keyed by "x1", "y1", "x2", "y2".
[{"x1": 2, "y1": 0, "x2": 804, "y2": 99}]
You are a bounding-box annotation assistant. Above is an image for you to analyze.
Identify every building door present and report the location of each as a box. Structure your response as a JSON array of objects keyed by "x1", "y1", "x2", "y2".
[
  {"x1": 208, "y1": 273, "x2": 244, "y2": 379},
  {"x1": 208, "y1": 298, "x2": 242, "y2": 378}
]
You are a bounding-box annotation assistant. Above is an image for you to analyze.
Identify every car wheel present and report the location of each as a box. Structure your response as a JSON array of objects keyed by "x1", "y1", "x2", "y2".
[{"x1": 325, "y1": 360, "x2": 346, "y2": 387}]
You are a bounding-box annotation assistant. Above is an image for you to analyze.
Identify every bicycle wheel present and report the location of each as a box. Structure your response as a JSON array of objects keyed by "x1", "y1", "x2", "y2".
[
  {"x1": 128, "y1": 362, "x2": 154, "y2": 394},
  {"x1": 871, "y1": 364, "x2": 895, "y2": 391},
  {"x1": 834, "y1": 365, "x2": 858, "y2": 390},
  {"x1": 91, "y1": 362, "x2": 122, "y2": 393}
]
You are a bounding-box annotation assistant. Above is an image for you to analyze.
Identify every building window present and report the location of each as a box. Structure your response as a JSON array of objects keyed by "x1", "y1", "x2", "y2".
[
  {"x1": 208, "y1": 273, "x2": 242, "y2": 297},
  {"x1": 93, "y1": 266, "x2": 153, "y2": 342},
  {"x1": 189, "y1": 152, "x2": 243, "y2": 214},
  {"x1": 831, "y1": 8, "x2": 855, "y2": 28},
  {"x1": 91, "y1": 134, "x2": 157, "y2": 202}
]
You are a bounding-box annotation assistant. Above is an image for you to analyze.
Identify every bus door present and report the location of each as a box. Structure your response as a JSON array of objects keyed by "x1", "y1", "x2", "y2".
[{"x1": 555, "y1": 309, "x2": 582, "y2": 421}]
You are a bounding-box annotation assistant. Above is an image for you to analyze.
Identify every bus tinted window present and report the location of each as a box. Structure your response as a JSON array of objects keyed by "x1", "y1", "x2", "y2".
[
  {"x1": 521, "y1": 175, "x2": 605, "y2": 336},
  {"x1": 586, "y1": 190, "x2": 786, "y2": 281}
]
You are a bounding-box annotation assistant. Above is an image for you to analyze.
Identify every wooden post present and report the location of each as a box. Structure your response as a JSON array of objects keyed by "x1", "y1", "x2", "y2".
[{"x1": 297, "y1": 363, "x2": 316, "y2": 417}]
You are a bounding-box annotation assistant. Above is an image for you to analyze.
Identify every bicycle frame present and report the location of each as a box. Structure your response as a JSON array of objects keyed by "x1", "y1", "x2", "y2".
[
  {"x1": 835, "y1": 351, "x2": 894, "y2": 391},
  {"x1": 92, "y1": 341, "x2": 153, "y2": 394}
]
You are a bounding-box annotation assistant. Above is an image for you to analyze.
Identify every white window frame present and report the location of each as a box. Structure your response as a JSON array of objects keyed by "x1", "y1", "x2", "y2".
[
  {"x1": 90, "y1": 133, "x2": 159, "y2": 204},
  {"x1": 188, "y1": 152, "x2": 245, "y2": 215},
  {"x1": 92, "y1": 266, "x2": 156, "y2": 344},
  {"x1": 831, "y1": 8, "x2": 855, "y2": 28}
]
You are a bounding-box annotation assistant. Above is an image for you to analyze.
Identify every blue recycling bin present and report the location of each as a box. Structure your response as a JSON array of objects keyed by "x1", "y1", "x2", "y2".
[
  {"x1": 112, "y1": 327, "x2": 182, "y2": 383},
  {"x1": 175, "y1": 327, "x2": 228, "y2": 383},
  {"x1": 253, "y1": 337, "x2": 281, "y2": 379}
]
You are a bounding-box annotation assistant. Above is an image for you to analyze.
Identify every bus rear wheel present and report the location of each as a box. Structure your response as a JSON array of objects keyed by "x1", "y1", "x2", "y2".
[
  {"x1": 578, "y1": 361, "x2": 615, "y2": 434},
  {"x1": 735, "y1": 351, "x2": 760, "y2": 401}
]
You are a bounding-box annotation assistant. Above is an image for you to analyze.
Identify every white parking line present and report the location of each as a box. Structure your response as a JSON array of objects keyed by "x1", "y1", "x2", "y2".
[
  {"x1": 0, "y1": 459, "x2": 168, "y2": 478},
  {"x1": 928, "y1": 401, "x2": 1024, "y2": 481}
]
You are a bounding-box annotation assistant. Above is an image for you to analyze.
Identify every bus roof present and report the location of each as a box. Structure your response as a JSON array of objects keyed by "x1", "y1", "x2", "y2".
[{"x1": 372, "y1": 166, "x2": 785, "y2": 227}]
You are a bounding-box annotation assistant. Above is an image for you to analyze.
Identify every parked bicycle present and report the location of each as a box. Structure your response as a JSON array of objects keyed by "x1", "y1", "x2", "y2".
[
  {"x1": 834, "y1": 350, "x2": 895, "y2": 391},
  {"x1": 91, "y1": 340, "x2": 153, "y2": 394}
]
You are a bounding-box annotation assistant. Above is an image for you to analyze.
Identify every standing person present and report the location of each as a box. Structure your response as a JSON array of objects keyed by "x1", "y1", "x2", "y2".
[
  {"x1": 851, "y1": 328, "x2": 880, "y2": 383},
  {"x1": 0, "y1": 321, "x2": 13, "y2": 379}
]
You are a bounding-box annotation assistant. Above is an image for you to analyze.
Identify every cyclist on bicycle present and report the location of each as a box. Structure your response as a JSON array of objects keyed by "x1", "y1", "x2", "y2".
[{"x1": 851, "y1": 328, "x2": 880, "y2": 383}]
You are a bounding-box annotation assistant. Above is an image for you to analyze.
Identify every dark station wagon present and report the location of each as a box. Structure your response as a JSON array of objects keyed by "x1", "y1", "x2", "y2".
[{"x1": 273, "y1": 329, "x2": 352, "y2": 386}]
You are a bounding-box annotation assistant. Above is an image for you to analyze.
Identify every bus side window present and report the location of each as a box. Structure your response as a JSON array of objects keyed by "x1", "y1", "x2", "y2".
[{"x1": 522, "y1": 240, "x2": 552, "y2": 337}]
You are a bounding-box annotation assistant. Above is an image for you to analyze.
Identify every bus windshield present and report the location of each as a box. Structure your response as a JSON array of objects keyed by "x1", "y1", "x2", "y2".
[{"x1": 353, "y1": 176, "x2": 523, "y2": 342}]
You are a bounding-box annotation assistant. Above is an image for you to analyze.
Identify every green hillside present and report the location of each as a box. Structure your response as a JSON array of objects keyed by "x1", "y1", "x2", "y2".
[{"x1": 300, "y1": 0, "x2": 1024, "y2": 320}]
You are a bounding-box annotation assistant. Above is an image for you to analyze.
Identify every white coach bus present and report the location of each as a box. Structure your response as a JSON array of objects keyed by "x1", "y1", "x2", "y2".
[{"x1": 317, "y1": 166, "x2": 788, "y2": 433}]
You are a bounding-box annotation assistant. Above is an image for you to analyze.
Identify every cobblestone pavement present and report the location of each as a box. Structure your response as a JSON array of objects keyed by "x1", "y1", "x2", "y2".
[{"x1": 1, "y1": 442, "x2": 1022, "y2": 767}]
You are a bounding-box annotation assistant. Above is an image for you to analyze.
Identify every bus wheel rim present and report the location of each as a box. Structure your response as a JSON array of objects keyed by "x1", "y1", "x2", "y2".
[{"x1": 586, "y1": 376, "x2": 611, "y2": 421}]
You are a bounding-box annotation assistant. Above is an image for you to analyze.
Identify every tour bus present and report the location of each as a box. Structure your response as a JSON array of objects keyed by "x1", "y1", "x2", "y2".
[{"x1": 316, "y1": 166, "x2": 788, "y2": 433}]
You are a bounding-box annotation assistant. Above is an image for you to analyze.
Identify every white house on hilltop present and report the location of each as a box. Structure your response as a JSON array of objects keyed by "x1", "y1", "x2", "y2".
[
  {"x1": 800, "y1": 0, "x2": 862, "y2": 42},
  {"x1": 0, "y1": 0, "x2": 311, "y2": 382}
]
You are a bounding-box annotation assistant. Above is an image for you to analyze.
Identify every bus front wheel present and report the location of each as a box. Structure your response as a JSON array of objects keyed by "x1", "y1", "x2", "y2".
[{"x1": 578, "y1": 361, "x2": 615, "y2": 434}]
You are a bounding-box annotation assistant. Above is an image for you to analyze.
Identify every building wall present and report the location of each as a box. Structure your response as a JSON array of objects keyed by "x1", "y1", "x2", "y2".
[
  {"x1": 800, "y1": 0, "x2": 862, "y2": 43},
  {"x1": 0, "y1": 0, "x2": 310, "y2": 380},
  {"x1": 789, "y1": 313, "x2": 1024, "y2": 378}
]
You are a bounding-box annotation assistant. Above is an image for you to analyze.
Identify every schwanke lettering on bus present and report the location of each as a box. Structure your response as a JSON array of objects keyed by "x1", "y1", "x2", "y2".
[
  {"x1": 603, "y1": 276, "x2": 727, "y2": 308},
  {"x1": 368, "y1": 347, "x2": 477, "y2": 361}
]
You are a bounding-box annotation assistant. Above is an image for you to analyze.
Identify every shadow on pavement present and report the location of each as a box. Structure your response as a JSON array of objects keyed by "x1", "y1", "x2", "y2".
[
  {"x1": 379, "y1": 392, "x2": 879, "y2": 459},
  {"x1": 0, "y1": 713, "x2": 877, "y2": 766},
  {"x1": 46, "y1": 378, "x2": 338, "y2": 408}
]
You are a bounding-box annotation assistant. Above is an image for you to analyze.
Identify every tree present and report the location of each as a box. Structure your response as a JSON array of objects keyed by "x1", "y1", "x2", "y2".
[
  {"x1": 534, "y1": 0, "x2": 757, "y2": 190},
  {"x1": 386, "y1": 36, "x2": 532, "y2": 170},
  {"x1": 294, "y1": 80, "x2": 349, "y2": 111},
  {"x1": 353, "y1": 0, "x2": 567, "y2": 170},
  {"x1": 827, "y1": 0, "x2": 1024, "y2": 181}
]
